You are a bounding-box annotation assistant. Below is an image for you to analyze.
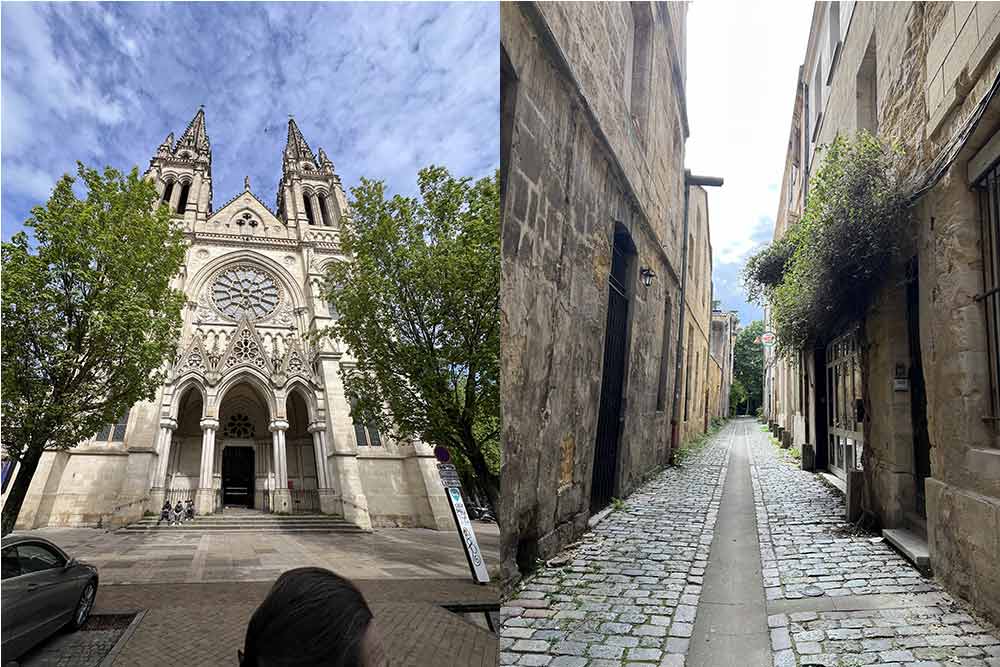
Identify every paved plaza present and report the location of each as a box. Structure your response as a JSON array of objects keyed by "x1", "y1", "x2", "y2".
[
  {"x1": 500, "y1": 419, "x2": 1000, "y2": 667},
  {"x1": 21, "y1": 521, "x2": 499, "y2": 584},
  {"x1": 10, "y1": 523, "x2": 500, "y2": 666}
]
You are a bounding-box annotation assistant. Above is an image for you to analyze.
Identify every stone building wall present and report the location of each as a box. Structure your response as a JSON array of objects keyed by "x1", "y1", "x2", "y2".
[
  {"x1": 680, "y1": 185, "x2": 713, "y2": 443},
  {"x1": 710, "y1": 311, "x2": 738, "y2": 418},
  {"x1": 764, "y1": 1, "x2": 1000, "y2": 624},
  {"x1": 500, "y1": 1, "x2": 691, "y2": 582}
]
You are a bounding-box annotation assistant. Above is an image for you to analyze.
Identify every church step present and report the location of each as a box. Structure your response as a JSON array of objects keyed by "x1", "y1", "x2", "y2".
[
  {"x1": 123, "y1": 526, "x2": 365, "y2": 533},
  {"x1": 126, "y1": 513, "x2": 366, "y2": 532}
]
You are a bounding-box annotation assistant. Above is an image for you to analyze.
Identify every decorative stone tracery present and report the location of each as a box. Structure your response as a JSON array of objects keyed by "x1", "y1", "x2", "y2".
[{"x1": 211, "y1": 265, "x2": 282, "y2": 321}]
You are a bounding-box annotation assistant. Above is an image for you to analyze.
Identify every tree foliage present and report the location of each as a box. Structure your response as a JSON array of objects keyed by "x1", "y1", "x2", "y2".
[
  {"x1": 323, "y1": 166, "x2": 500, "y2": 507},
  {"x1": 733, "y1": 320, "x2": 764, "y2": 413},
  {"x1": 743, "y1": 132, "x2": 912, "y2": 353},
  {"x1": 729, "y1": 378, "x2": 748, "y2": 416},
  {"x1": 2, "y1": 163, "x2": 187, "y2": 534}
]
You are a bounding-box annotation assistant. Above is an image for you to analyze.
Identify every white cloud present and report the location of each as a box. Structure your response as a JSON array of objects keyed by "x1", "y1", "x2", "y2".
[
  {"x1": 3, "y1": 163, "x2": 58, "y2": 201},
  {"x1": 686, "y1": 0, "x2": 815, "y2": 316}
]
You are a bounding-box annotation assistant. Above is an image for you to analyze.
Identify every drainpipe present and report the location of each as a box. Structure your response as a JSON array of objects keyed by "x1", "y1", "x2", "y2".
[{"x1": 670, "y1": 171, "x2": 724, "y2": 458}]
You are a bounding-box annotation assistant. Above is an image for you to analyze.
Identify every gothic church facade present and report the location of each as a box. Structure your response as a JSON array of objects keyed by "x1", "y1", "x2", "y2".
[{"x1": 10, "y1": 109, "x2": 453, "y2": 532}]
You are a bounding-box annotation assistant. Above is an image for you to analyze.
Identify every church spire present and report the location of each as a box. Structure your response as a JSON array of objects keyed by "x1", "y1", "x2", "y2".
[
  {"x1": 318, "y1": 147, "x2": 333, "y2": 170},
  {"x1": 284, "y1": 117, "x2": 317, "y2": 165},
  {"x1": 174, "y1": 106, "x2": 210, "y2": 157}
]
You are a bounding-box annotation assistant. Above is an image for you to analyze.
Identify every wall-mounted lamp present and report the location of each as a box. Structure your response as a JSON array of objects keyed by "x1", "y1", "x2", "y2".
[{"x1": 639, "y1": 267, "x2": 656, "y2": 287}]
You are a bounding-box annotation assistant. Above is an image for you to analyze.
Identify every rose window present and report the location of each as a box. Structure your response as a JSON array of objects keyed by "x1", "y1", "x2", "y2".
[
  {"x1": 224, "y1": 413, "x2": 254, "y2": 439},
  {"x1": 211, "y1": 266, "x2": 280, "y2": 320}
]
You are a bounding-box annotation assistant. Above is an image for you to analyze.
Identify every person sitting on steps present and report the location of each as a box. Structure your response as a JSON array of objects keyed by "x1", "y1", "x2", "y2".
[
  {"x1": 157, "y1": 500, "x2": 172, "y2": 526},
  {"x1": 172, "y1": 500, "x2": 184, "y2": 526}
]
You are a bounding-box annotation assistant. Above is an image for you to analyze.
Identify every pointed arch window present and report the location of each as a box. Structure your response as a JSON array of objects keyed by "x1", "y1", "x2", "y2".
[
  {"x1": 162, "y1": 180, "x2": 174, "y2": 205},
  {"x1": 177, "y1": 181, "x2": 191, "y2": 214},
  {"x1": 318, "y1": 195, "x2": 331, "y2": 226},
  {"x1": 303, "y1": 194, "x2": 316, "y2": 225}
]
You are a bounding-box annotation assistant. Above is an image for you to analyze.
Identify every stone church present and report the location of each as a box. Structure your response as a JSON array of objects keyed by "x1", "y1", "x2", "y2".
[{"x1": 8, "y1": 108, "x2": 452, "y2": 532}]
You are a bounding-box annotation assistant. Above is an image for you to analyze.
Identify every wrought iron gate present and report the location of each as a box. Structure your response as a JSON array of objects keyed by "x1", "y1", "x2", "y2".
[
  {"x1": 825, "y1": 329, "x2": 864, "y2": 482},
  {"x1": 591, "y1": 239, "x2": 631, "y2": 513}
]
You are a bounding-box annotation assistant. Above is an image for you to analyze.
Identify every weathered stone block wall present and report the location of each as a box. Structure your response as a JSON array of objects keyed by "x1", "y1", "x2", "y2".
[
  {"x1": 768, "y1": 0, "x2": 1000, "y2": 623},
  {"x1": 500, "y1": 1, "x2": 689, "y2": 582}
]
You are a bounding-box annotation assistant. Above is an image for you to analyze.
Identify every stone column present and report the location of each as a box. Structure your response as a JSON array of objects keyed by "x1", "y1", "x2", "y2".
[
  {"x1": 195, "y1": 417, "x2": 219, "y2": 515},
  {"x1": 308, "y1": 422, "x2": 337, "y2": 514},
  {"x1": 148, "y1": 417, "x2": 178, "y2": 512},
  {"x1": 322, "y1": 194, "x2": 338, "y2": 227},
  {"x1": 189, "y1": 172, "x2": 203, "y2": 222},
  {"x1": 270, "y1": 420, "x2": 291, "y2": 513},
  {"x1": 168, "y1": 181, "x2": 182, "y2": 213},
  {"x1": 310, "y1": 192, "x2": 325, "y2": 227},
  {"x1": 292, "y1": 182, "x2": 307, "y2": 225}
]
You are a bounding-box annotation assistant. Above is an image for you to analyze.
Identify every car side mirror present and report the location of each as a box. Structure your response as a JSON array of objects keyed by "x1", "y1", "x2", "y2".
[{"x1": 64, "y1": 558, "x2": 77, "y2": 570}]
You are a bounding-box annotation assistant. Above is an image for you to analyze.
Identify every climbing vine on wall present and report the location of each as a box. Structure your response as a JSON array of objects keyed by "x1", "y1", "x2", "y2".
[{"x1": 743, "y1": 132, "x2": 913, "y2": 354}]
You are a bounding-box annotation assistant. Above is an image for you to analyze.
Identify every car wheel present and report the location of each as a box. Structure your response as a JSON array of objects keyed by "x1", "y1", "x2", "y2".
[{"x1": 68, "y1": 579, "x2": 96, "y2": 631}]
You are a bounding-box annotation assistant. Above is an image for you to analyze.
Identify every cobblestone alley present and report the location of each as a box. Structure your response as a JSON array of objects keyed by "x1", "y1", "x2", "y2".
[{"x1": 500, "y1": 419, "x2": 1000, "y2": 667}]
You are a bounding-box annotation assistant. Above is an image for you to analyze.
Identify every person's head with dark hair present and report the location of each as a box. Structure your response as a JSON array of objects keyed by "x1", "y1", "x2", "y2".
[{"x1": 240, "y1": 567, "x2": 386, "y2": 667}]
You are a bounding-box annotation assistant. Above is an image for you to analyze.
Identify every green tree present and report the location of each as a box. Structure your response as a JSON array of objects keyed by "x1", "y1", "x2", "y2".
[
  {"x1": 1, "y1": 164, "x2": 187, "y2": 535},
  {"x1": 729, "y1": 378, "x2": 748, "y2": 416},
  {"x1": 323, "y1": 166, "x2": 500, "y2": 510},
  {"x1": 733, "y1": 320, "x2": 765, "y2": 414}
]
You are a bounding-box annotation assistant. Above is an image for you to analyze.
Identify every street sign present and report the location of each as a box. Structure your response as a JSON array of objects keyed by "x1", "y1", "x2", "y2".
[
  {"x1": 437, "y1": 463, "x2": 462, "y2": 489},
  {"x1": 761, "y1": 332, "x2": 777, "y2": 347},
  {"x1": 445, "y1": 486, "x2": 490, "y2": 584}
]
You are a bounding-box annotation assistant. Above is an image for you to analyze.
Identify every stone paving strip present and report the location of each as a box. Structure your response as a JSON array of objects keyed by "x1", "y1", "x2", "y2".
[
  {"x1": 749, "y1": 426, "x2": 1000, "y2": 667},
  {"x1": 500, "y1": 423, "x2": 733, "y2": 666}
]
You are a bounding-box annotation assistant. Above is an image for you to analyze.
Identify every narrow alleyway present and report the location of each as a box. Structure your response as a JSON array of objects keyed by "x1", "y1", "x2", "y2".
[{"x1": 500, "y1": 418, "x2": 1000, "y2": 667}]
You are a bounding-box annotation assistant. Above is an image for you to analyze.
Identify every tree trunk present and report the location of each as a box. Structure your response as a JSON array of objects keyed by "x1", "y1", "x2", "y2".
[
  {"x1": 1, "y1": 447, "x2": 43, "y2": 536},
  {"x1": 460, "y1": 431, "x2": 499, "y2": 515}
]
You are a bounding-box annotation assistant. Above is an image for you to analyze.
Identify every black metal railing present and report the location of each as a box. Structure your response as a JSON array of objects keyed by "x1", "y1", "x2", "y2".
[
  {"x1": 290, "y1": 489, "x2": 320, "y2": 514},
  {"x1": 977, "y1": 163, "x2": 1000, "y2": 437},
  {"x1": 163, "y1": 487, "x2": 196, "y2": 508}
]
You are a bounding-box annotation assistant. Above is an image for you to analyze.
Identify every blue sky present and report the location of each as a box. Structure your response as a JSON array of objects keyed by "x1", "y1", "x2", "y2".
[{"x1": 1, "y1": 2, "x2": 499, "y2": 240}]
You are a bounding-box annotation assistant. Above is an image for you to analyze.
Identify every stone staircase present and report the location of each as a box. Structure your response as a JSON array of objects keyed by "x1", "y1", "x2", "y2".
[{"x1": 122, "y1": 507, "x2": 366, "y2": 534}]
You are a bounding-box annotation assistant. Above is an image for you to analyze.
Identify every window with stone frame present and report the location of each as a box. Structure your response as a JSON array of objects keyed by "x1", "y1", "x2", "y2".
[
  {"x1": 349, "y1": 396, "x2": 382, "y2": 447},
  {"x1": 94, "y1": 409, "x2": 130, "y2": 443},
  {"x1": 976, "y1": 160, "x2": 1000, "y2": 440},
  {"x1": 627, "y1": 2, "x2": 653, "y2": 143}
]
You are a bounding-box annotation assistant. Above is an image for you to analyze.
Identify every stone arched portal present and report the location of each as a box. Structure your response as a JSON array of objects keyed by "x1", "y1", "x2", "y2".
[{"x1": 148, "y1": 373, "x2": 335, "y2": 516}]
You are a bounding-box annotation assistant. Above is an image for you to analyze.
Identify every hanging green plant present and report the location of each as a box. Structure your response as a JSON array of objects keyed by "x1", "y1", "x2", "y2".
[{"x1": 743, "y1": 131, "x2": 912, "y2": 354}]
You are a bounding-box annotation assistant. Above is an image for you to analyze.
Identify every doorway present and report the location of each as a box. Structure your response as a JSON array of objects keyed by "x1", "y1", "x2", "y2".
[
  {"x1": 906, "y1": 258, "x2": 931, "y2": 516},
  {"x1": 825, "y1": 329, "x2": 864, "y2": 482},
  {"x1": 222, "y1": 446, "x2": 254, "y2": 508},
  {"x1": 591, "y1": 225, "x2": 634, "y2": 513}
]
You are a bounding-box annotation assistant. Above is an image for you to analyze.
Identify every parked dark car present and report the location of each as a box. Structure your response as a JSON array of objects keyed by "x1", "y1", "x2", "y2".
[{"x1": 1, "y1": 535, "x2": 99, "y2": 660}]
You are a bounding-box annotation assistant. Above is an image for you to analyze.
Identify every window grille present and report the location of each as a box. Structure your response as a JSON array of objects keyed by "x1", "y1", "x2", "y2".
[{"x1": 976, "y1": 162, "x2": 1000, "y2": 437}]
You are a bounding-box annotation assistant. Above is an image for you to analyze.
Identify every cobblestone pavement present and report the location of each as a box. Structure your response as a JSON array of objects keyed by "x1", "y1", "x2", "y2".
[
  {"x1": 16, "y1": 522, "x2": 499, "y2": 584},
  {"x1": 500, "y1": 424, "x2": 732, "y2": 666},
  {"x1": 749, "y1": 431, "x2": 934, "y2": 601},
  {"x1": 749, "y1": 424, "x2": 1000, "y2": 667},
  {"x1": 501, "y1": 420, "x2": 1000, "y2": 667}
]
